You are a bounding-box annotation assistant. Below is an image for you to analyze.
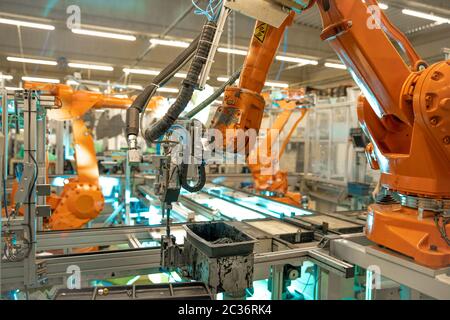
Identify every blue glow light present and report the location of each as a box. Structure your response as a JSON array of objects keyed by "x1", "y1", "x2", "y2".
[
  {"x1": 366, "y1": 210, "x2": 374, "y2": 235},
  {"x1": 126, "y1": 275, "x2": 141, "y2": 285},
  {"x1": 51, "y1": 176, "x2": 120, "y2": 198},
  {"x1": 148, "y1": 271, "x2": 182, "y2": 284},
  {"x1": 202, "y1": 185, "x2": 312, "y2": 218},
  {"x1": 194, "y1": 197, "x2": 265, "y2": 220},
  {"x1": 51, "y1": 177, "x2": 66, "y2": 187},
  {"x1": 247, "y1": 280, "x2": 271, "y2": 300},
  {"x1": 129, "y1": 205, "x2": 162, "y2": 225},
  {"x1": 99, "y1": 177, "x2": 120, "y2": 197}
]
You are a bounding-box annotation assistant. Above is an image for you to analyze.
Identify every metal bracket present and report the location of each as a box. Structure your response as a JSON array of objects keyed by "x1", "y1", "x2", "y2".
[
  {"x1": 443, "y1": 48, "x2": 450, "y2": 60},
  {"x1": 308, "y1": 249, "x2": 355, "y2": 278},
  {"x1": 0, "y1": 132, "x2": 5, "y2": 184},
  {"x1": 36, "y1": 184, "x2": 51, "y2": 197},
  {"x1": 160, "y1": 235, "x2": 184, "y2": 269},
  {"x1": 275, "y1": 0, "x2": 309, "y2": 11},
  {"x1": 128, "y1": 149, "x2": 142, "y2": 164},
  {"x1": 224, "y1": 0, "x2": 289, "y2": 27},
  {"x1": 36, "y1": 260, "x2": 48, "y2": 286},
  {"x1": 14, "y1": 163, "x2": 36, "y2": 205},
  {"x1": 318, "y1": 234, "x2": 342, "y2": 249},
  {"x1": 36, "y1": 205, "x2": 52, "y2": 217}
]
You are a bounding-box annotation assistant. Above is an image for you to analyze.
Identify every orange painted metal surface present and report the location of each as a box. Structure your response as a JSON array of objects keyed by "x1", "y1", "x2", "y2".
[
  {"x1": 368, "y1": 205, "x2": 450, "y2": 268},
  {"x1": 299, "y1": 0, "x2": 450, "y2": 267},
  {"x1": 23, "y1": 83, "x2": 133, "y2": 230},
  {"x1": 211, "y1": 12, "x2": 295, "y2": 155},
  {"x1": 248, "y1": 98, "x2": 308, "y2": 205},
  {"x1": 218, "y1": 0, "x2": 449, "y2": 267}
]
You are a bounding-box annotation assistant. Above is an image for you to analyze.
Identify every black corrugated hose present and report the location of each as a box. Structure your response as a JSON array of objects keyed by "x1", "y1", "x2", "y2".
[
  {"x1": 185, "y1": 67, "x2": 241, "y2": 119},
  {"x1": 144, "y1": 21, "x2": 217, "y2": 143},
  {"x1": 126, "y1": 34, "x2": 201, "y2": 139},
  {"x1": 180, "y1": 163, "x2": 206, "y2": 192}
]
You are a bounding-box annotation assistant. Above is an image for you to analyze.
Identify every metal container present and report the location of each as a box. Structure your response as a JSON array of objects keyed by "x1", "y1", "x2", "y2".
[{"x1": 183, "y1": 221, "x2": 257, "y2": 258}]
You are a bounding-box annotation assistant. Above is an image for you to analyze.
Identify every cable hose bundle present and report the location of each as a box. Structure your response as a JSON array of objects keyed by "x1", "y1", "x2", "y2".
[
  {"x1": 180, "y1": 163, "x2": 206, "y2": 193},
  {"x1": 185, "y1": 67, "x2": 241, "y2": 119},
  {"x1": 144, "y1": 21, "x2": 217, "y2": 143},
  {"x1": 434, "y1": 214, "x2": 450, "y2": 246},
  {"x1": 192, "y1": 0, "x2": 223, "y2": 21},
  {"x1": 126, "y1": 34, "x2": 201, "y2": 139}
]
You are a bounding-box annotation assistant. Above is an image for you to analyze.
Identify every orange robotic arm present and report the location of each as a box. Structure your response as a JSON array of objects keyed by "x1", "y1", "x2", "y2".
[
  {"x1": 275, "y1": 0, "x2": 449, "y2": 267},
  {"x1": 305, "y1": 0, "x2": 449, "y2": 267},
  {"x1": 211, "y1": 11, "x2": 296, "y2": 156},
  {"x1": 214, "y1": 0, "x2": 449, "y2": 267},
  {"x1": 23, "y1": 83, "x2": 133, "y2": 230},
  {"x1": 248, "y1": 95, "x2": 309, "y2": 206}
]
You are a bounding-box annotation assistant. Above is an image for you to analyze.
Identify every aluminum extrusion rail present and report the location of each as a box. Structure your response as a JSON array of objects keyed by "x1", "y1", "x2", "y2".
[{"x1": 330, "y1": 236, "x2": 450, "y2": 300}]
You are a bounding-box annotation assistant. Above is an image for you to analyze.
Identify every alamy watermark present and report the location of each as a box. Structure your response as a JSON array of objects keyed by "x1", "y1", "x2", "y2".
[
  {"x1": 367, "y1": 5, "x2": 383, "y2": 30},
  {"x1": 66, "y1": 265, "x2": 81, "y2": 289},
  {"x1": 66, "y1": 5, "x2": 81, "y2": 30},
  {"x1": 167, "y1": 127, "x2": 283, "y2": 176}
]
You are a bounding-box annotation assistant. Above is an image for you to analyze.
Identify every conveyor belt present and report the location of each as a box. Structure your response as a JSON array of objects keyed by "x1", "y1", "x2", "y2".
[{"x1": 136, "y1": 182, "x2": 366, "y2": 236}]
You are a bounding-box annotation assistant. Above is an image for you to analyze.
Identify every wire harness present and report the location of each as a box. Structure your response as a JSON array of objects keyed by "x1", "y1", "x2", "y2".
[{"x1": 192, "y1": 0, "x2": 224, "y2": 22}]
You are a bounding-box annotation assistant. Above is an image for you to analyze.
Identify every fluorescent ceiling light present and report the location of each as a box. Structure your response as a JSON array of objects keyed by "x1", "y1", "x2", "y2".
[
  {"x1": 113, "y1": 83, "x2": 143, "y2": 90},
  {"x1": 113, "y1": 94, "x2": 129, "y2": 99},
  {"x1": 5, "y1": 87, "x2": 23, "y2": 91},
  {"x1": 217, "y1": 76, "x2": 288, "y2": 88},
  {"x1": 217, "y1": 76, "x2": 233, "y2": 82},
  {"x1": 362, "y1": 1, "x2": 388, "y2": 10},
  {"x1": 265, "y1": 81, "x2": 289, "y2": 88},
  {"x1": 123, "y1": 68, "x2": 192, "y2": 79},
  {"x1": 72, "y1": 28, "x2": 136, "y2": 41},
  {"x1": 0, "y1": 74, "x2": 13, "y2": 80},
  {"x1": 68, "y1": 62, "x2": 114, "y2": 71},
  {"x1": 7, "y1": 56, "x2": 57, "y2": 66},
  {"x1": 127, "y1": 84, "x2": 144, "y2": 90},
  {"x1": 276, "y1": 55, "x2": 318, "y2": 65},
  {"x1": 174, "y1": 72, "x2": 209, "y2": 80},
  {"x1": 150, "y1": 38, "x2": 190, "y2": 48},
  {"x1": 217, "y1": 47, "x2": 248, "y2": 56},
  {"x1": 123, "y1": 68, "x2": 160, "y2": 76},
  {"x1": 0, "y1": 17, "x2": 55, "y2": 30},
  {"x1": 22, "y1": 76, "x2": 60, "y2": 84},
  {"x1": 402, "y1": 9, "x2": 450, "y2": 24},
  {"x1": 175, "y1": 72, "x2": 187, "y2": 79},
  {"x1": 324, "y1": 62, "x2": 347, "y2": 70},
  {"x1": 66, "y1": 79, "x2": 80, "y2": 86},
  {"x1": 157, "y1": 88, "x2": 179, "y2": 93}
]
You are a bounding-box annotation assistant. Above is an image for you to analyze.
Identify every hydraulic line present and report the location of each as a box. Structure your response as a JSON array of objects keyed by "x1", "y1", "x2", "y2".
[
  {"x1": 185, "y1": 68, "x2": 241, "y2": 119},
  {"x1": 144, "y1": 21, "x2": 217, "y2": 143},
  {"x1": 180, "y1": 163, "x2": 206, "y2": 193},
  {"x1": 126, "y1": 35, "x2": 201, "y2": 140},
  {"x1": 210, "y1": 12, "x2": 295, "y2": 155}
]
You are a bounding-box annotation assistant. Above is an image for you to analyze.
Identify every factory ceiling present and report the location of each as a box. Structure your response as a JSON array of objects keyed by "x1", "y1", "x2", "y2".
[{"x1": 0, "y1": 0, "x2": 449, "y2": 94}]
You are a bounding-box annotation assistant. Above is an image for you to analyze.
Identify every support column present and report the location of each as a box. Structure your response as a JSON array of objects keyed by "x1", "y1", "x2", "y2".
[
  {"x1": 36, "y1": 103, "x2": 47, "y2": 232},
  {"x1": 55, "y1": 121, "x2": 64, "y2": 175},
  {"x1": 124, "y1": 156, "x2": 131, "y2": 225},
  {"x1": 270, "y1": 265, "x2": 284, "y2": 300},
  {"x1": 22, "y1": 91, "x2": 37, "y2": 288},
  {"x1": 318, "y1": 267, "x2": 355, "y2": 300},
  {"x1": 0, "y1": 88, "x2": 7, "y2": 294}
]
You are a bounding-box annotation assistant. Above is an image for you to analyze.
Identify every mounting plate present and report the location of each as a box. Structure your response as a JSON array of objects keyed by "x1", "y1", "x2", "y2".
[{"x1": 224, "y1": 0, "x2": 289, "y2": 27}]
